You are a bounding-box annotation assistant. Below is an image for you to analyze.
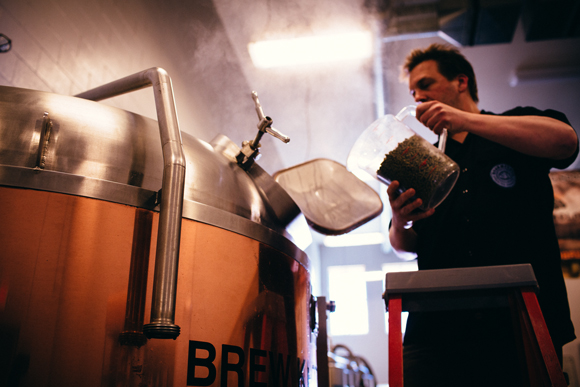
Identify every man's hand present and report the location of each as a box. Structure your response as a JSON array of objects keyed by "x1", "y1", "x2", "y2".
[
  {"x1": 387, "y1": 181, "x2": 435, "y2": 229},
  {"x1": 387, "y1": 181, "x2": 434, "y2": 259},
  {"x1": 415, "y1": 101, "x2": 468, "y2": 136}
]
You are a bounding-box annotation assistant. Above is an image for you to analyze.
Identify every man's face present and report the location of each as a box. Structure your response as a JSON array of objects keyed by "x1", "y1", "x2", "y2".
[{"x1": 408, "y1": 59, "x2": 461, "y2": 108}]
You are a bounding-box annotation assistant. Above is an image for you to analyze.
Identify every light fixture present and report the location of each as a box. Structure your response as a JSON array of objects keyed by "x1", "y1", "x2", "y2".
[
  {"x1": 248, "y1": 31, "x2": 373, "y2": 69},
  {"x1": 509, "y1": 65, "x2": 580, "y2": 87}
]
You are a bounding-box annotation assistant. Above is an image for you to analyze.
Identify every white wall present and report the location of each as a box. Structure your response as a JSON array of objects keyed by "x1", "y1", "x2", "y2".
[
  {"x1": 0, "y1": 0, "x2": 376, "y2": 176},
  {"x1": 0, "y1": 0, "x2": 292, "y2": 172},
  {"x1": 0, "y1": 0, "x2": 160, "y2": 115}
]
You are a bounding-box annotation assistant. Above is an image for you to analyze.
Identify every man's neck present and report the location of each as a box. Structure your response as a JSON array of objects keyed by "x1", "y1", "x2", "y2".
[
  {"x1": 459, "y1": 98, "x2": 481, "y2": 114},
  {"x1": 452, "y1": 99, "x2": 480, "y2": 143}
]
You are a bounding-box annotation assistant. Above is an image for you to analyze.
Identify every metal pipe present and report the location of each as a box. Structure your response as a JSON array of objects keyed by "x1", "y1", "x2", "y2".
[
  {"x1": 119, "y1": 208, "x2": 153, "y2": 347},
  {"x1": 76, "y1": 67, "x2": 185, "y2": 339}
]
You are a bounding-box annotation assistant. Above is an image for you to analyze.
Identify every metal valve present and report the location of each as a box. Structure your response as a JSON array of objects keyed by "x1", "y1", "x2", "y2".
[
  {"x1": 326, "y1": 300, "x2": 336, "y2": 313},
  {"x1": 236, "y1": 91, "x2": 290, "y2": 169}
]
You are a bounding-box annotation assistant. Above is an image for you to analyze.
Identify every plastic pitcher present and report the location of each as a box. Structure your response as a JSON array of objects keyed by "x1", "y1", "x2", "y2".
[{"x1": 347, "y1": 105, "x2": 459, "y2": 211}]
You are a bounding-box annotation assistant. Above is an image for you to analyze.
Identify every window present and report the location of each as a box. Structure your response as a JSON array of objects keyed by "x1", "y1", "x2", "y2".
[{"x1": 327, "y1": 264, "x2": 369, "y2": 335}]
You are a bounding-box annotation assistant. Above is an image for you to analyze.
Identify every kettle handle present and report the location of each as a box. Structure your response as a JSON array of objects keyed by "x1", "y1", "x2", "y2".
[{"x1": 395, "y1": 105, "x2": 417, "y2": 121}]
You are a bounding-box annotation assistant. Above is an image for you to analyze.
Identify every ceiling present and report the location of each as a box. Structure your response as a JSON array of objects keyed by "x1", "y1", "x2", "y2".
[{"x1": 379, "y1": 0, "x2": 580, "y2": 46}]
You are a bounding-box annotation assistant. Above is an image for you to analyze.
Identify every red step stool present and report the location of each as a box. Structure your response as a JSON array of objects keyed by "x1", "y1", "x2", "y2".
[{"x1": 383, "y1": 264, "x2": 567, "y2": 387}]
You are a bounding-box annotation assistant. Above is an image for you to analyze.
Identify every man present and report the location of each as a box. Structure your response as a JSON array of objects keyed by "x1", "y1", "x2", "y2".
[{"x1": 388, "y1": 44, "x2": 577, "y2": 386}]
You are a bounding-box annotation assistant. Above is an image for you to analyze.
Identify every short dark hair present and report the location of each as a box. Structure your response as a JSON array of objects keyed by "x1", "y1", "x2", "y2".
[{"x1": 403, "y1": 43, "x2": 479, "y2": 103}]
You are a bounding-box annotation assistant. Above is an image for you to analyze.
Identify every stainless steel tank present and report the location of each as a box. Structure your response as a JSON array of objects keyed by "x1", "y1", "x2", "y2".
[{"x1": 0, "y1": 69, "x2": 315, "y2": 386}]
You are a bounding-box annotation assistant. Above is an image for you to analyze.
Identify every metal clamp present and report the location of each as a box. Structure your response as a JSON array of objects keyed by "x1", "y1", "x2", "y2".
[{"x1": 34, "y1": 112, "x2": 52, "y2": 170}]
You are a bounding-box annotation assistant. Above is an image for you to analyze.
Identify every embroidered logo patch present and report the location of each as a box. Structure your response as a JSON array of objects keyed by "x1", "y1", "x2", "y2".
[{"x1": 490, "y1": 164, "x2": 516, "y2": 188}]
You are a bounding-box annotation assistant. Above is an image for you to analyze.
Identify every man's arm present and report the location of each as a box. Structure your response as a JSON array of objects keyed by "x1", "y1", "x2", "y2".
[
  {"x1": 389, "y1": 224, "x2": 419, "y2": 260},
  {"x1": 387, "y1": 181, "x2": 434, "y2": 260},
  {"x1": 416, "y1": 101, "x2": 578, "y2": 160}
]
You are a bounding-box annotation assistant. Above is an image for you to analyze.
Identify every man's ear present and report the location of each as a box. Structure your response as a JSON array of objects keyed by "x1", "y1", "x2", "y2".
[{"x1": 456, "y1": 74, "x2": 469, "y2": 93}]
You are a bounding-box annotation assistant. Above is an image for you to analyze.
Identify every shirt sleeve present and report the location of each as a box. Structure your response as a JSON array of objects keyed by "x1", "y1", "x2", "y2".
[{"x1": 498, "y1": 106, "x2": 579, "y2": 170}]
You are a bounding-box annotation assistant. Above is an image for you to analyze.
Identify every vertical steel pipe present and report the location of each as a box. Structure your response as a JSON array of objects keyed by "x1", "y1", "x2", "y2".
[
  {"x1": 76, "y1": 67, "x2": 185, "y2": 339},
  {"x1": 119, "y1": 208, "x2": 153, "y2": 346}
]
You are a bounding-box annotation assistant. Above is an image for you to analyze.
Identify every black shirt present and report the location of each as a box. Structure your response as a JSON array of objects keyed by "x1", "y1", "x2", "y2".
[{"x1": 404, "y1": 106, "x2": 578, "y2": 348}]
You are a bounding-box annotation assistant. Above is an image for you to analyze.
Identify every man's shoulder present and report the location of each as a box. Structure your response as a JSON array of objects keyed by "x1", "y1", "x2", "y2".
[{"x1": 482, "y1": 106, "x2": 571, "y2": 124}]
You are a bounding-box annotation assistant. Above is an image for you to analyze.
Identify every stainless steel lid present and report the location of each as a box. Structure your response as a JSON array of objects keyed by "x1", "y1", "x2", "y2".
[
  {"x1": 0, "y1": 69, "x2": 306, "y2": 340},
  {"x1": 0, "y1": 85, "x2": 299, "y2": 235}
]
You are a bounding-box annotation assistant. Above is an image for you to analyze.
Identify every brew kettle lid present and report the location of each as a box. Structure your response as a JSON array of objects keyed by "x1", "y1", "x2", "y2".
[{"x1": 273, "y1": 158, "x2": 383, "y2": 235}]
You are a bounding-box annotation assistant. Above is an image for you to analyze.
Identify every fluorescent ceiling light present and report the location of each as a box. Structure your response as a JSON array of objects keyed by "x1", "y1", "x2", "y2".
[
  {"x1": 248, "y1": 31, "x2": 373, "y2": 69},
  {"x1": 323, "y1": 232, "x2": 385, "y2": 248}
]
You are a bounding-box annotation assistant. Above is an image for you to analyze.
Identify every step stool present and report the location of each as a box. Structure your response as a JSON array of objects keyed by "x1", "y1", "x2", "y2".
[{"x1": 383, "y1": 264, "x2": 567, "y2": 387}]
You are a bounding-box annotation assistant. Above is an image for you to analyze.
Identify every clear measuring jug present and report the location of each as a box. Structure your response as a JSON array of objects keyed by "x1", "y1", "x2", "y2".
[{"x1": 347, "y1": 105, "x2": 459, "y2": 212}]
